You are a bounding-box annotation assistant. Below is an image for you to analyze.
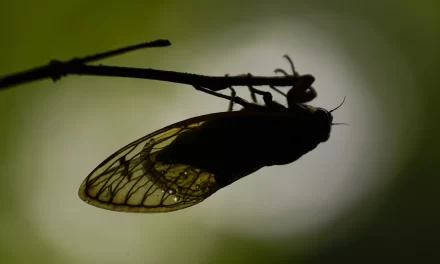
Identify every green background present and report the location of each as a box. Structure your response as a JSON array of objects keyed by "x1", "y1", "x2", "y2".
[{"x1": 1, "y1": 0, "x2": 439, "y2": 263}]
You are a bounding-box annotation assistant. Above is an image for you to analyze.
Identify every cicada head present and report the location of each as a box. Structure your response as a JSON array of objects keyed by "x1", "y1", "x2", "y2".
[
  {"x1": 312, "y1": 107, "x2": 334, "y2": 142},
  {"x1": 303, "y1": 96, "x2": 346, "y2": 143}
]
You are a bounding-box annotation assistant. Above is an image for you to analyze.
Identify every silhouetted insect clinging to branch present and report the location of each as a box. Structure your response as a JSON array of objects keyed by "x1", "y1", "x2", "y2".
[{"x1": 78, "y1": 55, "x2": 345, "y2": 213}]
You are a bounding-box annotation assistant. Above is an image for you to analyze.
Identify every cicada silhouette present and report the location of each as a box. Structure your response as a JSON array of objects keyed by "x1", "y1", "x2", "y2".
[{"x1": 79, "y1": 56, "x2": 344, "y2": 213}]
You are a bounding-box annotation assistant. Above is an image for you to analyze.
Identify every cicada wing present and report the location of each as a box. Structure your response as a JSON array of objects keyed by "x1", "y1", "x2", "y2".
[{"x1": 79, "y1": 120, "x2": 220, "y2": 213}]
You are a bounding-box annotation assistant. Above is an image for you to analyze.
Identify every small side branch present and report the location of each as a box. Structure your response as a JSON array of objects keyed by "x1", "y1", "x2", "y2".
[{"x1": 0, "y1": 39, "x2": 171, "y2": 90}]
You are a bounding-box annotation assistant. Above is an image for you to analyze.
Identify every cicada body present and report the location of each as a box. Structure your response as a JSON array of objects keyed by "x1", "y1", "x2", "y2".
[
  {"x1": 79, "y1": 56, "x2": 343, "y2": 213},
  {"x1": 79, "y1": 102, "x2": 336, "y2": 213}
]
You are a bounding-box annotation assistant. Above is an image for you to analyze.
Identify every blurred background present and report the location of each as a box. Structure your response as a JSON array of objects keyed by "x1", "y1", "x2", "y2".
[{"x1": 0, "y1": 0, "x2": 439, "y2": 263}]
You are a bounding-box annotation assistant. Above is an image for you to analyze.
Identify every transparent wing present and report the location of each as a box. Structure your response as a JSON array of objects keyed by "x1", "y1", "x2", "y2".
[{"x1": 78, "y1": 117, "x2": 221, "y2": 213}]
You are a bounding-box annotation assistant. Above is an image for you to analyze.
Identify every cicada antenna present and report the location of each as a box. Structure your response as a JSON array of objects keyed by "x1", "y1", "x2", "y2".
[
  {"x1": 329, "y1": 96, "x2": 346, "y2": 113},
  {"x1": 330, "y1": 96, "x2": 348, "y2": 125}
]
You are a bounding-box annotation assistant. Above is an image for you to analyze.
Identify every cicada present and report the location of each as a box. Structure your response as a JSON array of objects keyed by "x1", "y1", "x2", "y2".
[{"x1": 78, "y1": 56, "x2": 344, "y2": 213}]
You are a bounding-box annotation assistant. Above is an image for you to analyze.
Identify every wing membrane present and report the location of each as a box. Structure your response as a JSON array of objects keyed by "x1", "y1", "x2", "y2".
[{"x1": 79, "y1": 118, "x2": 220, "y2": 213}]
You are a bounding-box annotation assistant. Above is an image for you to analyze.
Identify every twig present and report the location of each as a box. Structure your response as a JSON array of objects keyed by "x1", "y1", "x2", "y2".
[{"x1": 0, "y1": 39, "x2": 314, "y2": 92}]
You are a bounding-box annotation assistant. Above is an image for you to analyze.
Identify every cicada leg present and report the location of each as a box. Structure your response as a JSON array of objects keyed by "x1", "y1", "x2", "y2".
[
  {"x1": 247, "y1": 85, "x2": 272, "y2": 104},
  {"x1": 193, "y1": 85, "x2": 253, "y2": 109},
  {"x1": 247, "y1": 84, "x2": 287, "y2": 110},
  {"x1": 246, "y1": 75, "x2": 258, "y2": 104},
  {"x1": 244, "y1": 73, "x2": 283, "y2": 109},
  {"x1": 286, "y1": 75, "x2": 317, "y2": 105},
  {"x1": 227, "y1": 86, "x2": 236, "y2": 112},
  {"x1": 270, "y1": 55, "x2": 317, "y2": 104}
]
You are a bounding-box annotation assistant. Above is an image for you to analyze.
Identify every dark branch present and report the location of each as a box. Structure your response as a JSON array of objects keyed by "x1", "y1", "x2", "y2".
[
  {"x1": 0, "y1": 39, "x2": 171, "y2": 90},
  {"x1": 0, "y1": 39, "x2": 315, "y2": 92},
  {"x1": 64, "y1": 65, "x2": 313, "y2": 91}
]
